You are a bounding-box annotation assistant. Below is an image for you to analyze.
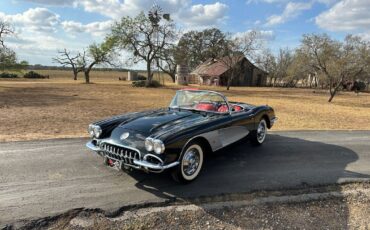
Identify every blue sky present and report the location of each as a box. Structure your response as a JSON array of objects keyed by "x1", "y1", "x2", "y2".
[{"x1": 0, "y1": 0, "x2": 368, "y2": 67}]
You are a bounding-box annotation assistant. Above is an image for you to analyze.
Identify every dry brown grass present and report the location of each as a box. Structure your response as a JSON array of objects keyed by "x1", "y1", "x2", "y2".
[{"x1": 0, "y1": 70, "x2": 369, "y2": 142}]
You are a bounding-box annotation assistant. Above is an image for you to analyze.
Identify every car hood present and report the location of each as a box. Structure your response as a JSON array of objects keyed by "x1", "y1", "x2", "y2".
[{"x1": 118, "y1": 109, "x2": 207, "y2": 136}]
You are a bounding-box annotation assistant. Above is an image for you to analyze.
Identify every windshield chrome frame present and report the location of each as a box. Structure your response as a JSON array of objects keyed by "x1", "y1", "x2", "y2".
[{"x1": 169, "y1": 89, "x2": 232, "y2": 115}]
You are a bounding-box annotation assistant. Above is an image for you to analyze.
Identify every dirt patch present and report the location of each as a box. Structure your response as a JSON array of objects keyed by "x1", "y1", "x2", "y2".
[
  {"x1": 0, "y1": 73, "x2": 369, "y2": 142},
  {"x1": 12, "y1": 182, "x2": 370, "y2": 230}
]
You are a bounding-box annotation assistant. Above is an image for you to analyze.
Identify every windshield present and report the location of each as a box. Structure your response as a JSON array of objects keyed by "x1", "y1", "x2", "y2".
[{"x1": 170, "y1": 90, "x2": 229, "y2": 113}]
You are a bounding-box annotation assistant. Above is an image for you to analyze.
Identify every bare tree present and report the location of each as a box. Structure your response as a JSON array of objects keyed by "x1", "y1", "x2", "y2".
[
  {"x1": 217, "y1": 30, "x2": 263, "y2": 90},
  {"x1": 256, "y1": 48, "x2": 295, "y2": 87},
  {"x1": 156, "y1": 44, "x2": 177, "y2": 82},
  {"x1": 78, "y1": 40, "x2": 116, "y2": 84},
  {"x1": 0, "y1": 20, "x2": 17, "y2": 70},
  {"x1": 0, "y1": 21, "x2": 13, "y2": 48},
  {"x1": 110, "y1": 12, "x2": 176, "y2": 86},
  {"x1": 296, "y1": 34, "x2": 370, "y2": 102},
  {"x1": 53, "y1": 49, "x2": 83, "y2": 80}
]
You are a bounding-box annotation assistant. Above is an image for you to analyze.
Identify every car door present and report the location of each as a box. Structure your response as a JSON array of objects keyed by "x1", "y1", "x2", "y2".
[{"x1": 217, "y1": 109, "x2": 254, "y2": 148}]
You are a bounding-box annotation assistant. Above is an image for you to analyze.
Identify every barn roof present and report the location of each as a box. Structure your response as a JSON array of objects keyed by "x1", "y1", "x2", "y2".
[{"x1": 191, "y1": 56, "x2": 244, "y2": 77}]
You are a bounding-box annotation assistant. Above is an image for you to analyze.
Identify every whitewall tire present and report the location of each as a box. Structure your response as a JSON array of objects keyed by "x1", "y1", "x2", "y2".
[
  {"x1": 251, "y1": 119, "x2": 267, "y2": 146},
  {"x1": 172, "y1": 142, "x2": 204, "y2": 183}
]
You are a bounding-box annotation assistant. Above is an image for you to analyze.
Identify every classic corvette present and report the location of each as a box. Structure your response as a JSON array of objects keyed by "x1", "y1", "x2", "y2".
[{"x1": 86, "y1": 89, "x2": 277, "y2": 183}]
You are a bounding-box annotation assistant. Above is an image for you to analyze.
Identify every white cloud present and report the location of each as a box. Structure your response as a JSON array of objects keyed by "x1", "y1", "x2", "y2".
[
  {"x1": 76, "y1": 0, "x2": 190, "y2": 19},
  {"x1": 247, "y1": 0, "x2": 338, "y2": 4},
  {"x1": 20, "y1": 0, "x2": 76, "y2": 6},
  {"x1": 0, "y1": 7, "x2": 110, "y2": 65},
  {"x1": 234, "y1": 30, "x2": 276, "y2": 41},
  {"x1": 178, "y1": 2, "x2": 228, "y2": 27},
  {"x1": 19, "y1": 0, "x2": 229, "y2": 29},
  {"x1": 265, "y1": 1, "x2": 313, "y2": 26},
  {"x1": 62, "y1": 20, "x2": 113, "y2": 36},
  {"x1": 315, "y1": 0, "x2": 370, "y2": 32},
  {"x1": 0, "y1": 7, "x2": 60, "y2": 33},
  {"x1": 76, "y1": 0, "x2": 228, "y2": 28}
]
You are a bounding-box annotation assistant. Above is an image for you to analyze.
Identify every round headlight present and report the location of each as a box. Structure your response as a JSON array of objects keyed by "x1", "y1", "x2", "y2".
[
  {"x1": 88, "y1": 124, "x2": 95, "y2": 137},
  {"x1": 145, "y1": 138, "x2": 154, "y2": 152},
  {"x1": 93, "y1": 125, "x2": 102, "y2": 138},
  {"x1": 153, "y1": 139, "x2": 165, "y2": 154}
]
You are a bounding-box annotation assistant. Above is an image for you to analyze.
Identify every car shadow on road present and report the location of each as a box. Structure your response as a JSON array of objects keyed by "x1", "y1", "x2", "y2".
[{"x1": 127, "y1": 134, "x2": 369, "y2": 228}]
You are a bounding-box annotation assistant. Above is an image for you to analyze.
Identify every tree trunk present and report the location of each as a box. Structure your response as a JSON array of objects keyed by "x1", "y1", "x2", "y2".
[
  {"x1": 84, "y1": 71, "x2": 90, "y2": 84},
  {"x1": 328, "y1": 83, "x2": 342, "y2": 102},
  {"x1": 73, "y1": 70, "x2": 78, "y2": 81},
  {"x1": 84, "y1": 63, "x2": 96, "y2": 84},
  {"x1": 226, "y1": 72, "x2": 233, "y2": 91},
  {"x1": 146, "y1": 62, "x2": 152, "y2": 87},
  {"x1": 170, "y1": 73, "x2": 175, "y2": 83}
]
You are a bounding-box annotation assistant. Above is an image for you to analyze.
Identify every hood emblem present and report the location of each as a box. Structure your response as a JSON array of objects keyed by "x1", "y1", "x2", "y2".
[{"x1": 120, "y1": 132, "x2": 130, "y2": 140}]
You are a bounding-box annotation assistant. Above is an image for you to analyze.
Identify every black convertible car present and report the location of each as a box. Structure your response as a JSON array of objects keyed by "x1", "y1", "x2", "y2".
[{"x1": 86, "y1": 89, "x2": 277, "y2": 183}]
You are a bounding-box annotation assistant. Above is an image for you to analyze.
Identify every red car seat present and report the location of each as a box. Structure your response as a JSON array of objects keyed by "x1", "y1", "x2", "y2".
[
  {"x1": 233, "y1": 105, "x2": 243, "y2": 112},
  {"x1": 195, "y1": 103, "x2": 217, "y2": 111}
]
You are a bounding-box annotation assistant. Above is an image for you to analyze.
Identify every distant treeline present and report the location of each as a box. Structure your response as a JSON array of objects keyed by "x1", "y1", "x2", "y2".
[{"x1": 25, "y1": 65, "x2": 144, "y2": 72}]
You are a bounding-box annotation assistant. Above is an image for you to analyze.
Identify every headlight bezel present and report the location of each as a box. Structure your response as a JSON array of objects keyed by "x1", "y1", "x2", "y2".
[
  {"x1": 153, "y1": 139, "x2": 165, "y2": 154},
  {"x1": 88, "y1": 124, "x2": 102, "y2": 138},
  {"x1": 145, "y1": 138, "x2": 154, "y2": 152},
  {"x1": 145, "y1": 137, "x2": 165, "y2": 154}
]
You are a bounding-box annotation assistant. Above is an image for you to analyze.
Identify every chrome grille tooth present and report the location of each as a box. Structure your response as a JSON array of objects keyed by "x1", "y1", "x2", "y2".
[{"x1": 100, "y1": 143, "x2": 139, "y2": 167}]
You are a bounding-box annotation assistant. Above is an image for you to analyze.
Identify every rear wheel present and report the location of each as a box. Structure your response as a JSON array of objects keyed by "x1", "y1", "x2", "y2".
[
  {"x1": 250, "y1": 119, "x2": 267, "y2": 146},
  {"x1": 171, "y1": 142, "x2": 204, "y2": 183}
]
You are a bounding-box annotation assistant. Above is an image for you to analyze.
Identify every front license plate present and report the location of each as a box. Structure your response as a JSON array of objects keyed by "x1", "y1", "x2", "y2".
[{"x1": 106, "y1": 157, "x2": 122, "y2": 171}]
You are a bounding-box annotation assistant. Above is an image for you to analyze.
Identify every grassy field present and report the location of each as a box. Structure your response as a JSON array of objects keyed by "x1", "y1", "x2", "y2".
[{"x1": 0, "y1": 70, "x2": 369, "y2": 142}]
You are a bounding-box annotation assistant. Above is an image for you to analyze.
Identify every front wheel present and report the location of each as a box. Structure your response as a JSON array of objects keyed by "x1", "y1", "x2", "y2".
[
  {"x1": 250, "y1": 119, "x2": 267, "y2": 146},
  {"x1": 171, "y1": 142, "x2": 204, "y2": 183}
]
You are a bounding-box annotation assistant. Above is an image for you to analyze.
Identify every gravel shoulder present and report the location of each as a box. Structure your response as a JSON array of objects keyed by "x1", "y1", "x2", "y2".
[{"x1": 12, "y1": 182, "x2": 370, "y2": 230}]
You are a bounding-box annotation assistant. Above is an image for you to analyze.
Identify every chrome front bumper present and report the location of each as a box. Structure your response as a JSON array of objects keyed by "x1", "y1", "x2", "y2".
[{"x1": 86, "y1": 141, "x2": 179, "y2": 173}]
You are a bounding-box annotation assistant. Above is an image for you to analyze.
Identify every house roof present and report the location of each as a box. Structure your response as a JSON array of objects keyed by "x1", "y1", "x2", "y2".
[{"x1": 191, "y1": 55, "x2": 245, "y2": 77}]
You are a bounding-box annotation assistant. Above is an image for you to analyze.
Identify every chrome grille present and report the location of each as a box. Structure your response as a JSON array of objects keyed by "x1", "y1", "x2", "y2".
[{"x1": 100, "y1": 143, "x2": 140, "y2": 166}]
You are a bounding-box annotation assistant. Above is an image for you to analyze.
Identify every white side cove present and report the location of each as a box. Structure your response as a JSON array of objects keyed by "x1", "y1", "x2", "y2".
[{"x1": 200, "y1": 126, "x2": 249, "y2": 151}]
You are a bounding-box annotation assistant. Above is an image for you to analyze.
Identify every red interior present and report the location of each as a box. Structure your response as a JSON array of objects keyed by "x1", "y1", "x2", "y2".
[
  {"x1": 196, "y1": 103, "x2": 244, "y2": 113},
  {"x1": 195, "y1": 103, "x2": 217, "y2": 111},
  {"x1": 233, "y1": 105, "x2": 243, "y2": 112},
  {"x1": 217, "y1": 105, "x2": 229, "y2": 113}
]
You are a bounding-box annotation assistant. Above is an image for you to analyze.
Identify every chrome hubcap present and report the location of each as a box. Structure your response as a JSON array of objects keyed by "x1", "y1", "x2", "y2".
[
  {"x1": 257, "y1": 120, "x2": 266, "y2": 143},
  {"x1": 183, "y1": 149, "x2": 200, "y2": 176}
]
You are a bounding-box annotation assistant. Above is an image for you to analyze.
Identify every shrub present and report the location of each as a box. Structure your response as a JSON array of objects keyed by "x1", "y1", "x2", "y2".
[
  {"x1": 148, "y1": 80, "x2": 161, "y2": 88},
  {"x1": 352, "y1": 81, "x2": 367, "y2": 92},
  {"x1": 137, "y1": 75, "x2": 146, "y2": 80},
  {"x1": 118, "y1": 76, "x2": 127, "y2": 81},
  {"x1": 132, "y1": 80, "x2": 161, "y2": 88},
  {"x1": 23, "y1": 71, "x2": 49, "y2": 79},
  {"x1": 0, "y1": 72, "x2": 18, "y2": 78},
  {"x1": 132, "y1": 80, "x2": 146, "y2": 87}
]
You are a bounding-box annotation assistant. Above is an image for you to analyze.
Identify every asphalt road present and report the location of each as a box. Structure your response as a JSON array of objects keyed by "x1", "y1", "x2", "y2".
[{"x1": 0, "y1": 131, "x2": 369, "y2": 225}]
